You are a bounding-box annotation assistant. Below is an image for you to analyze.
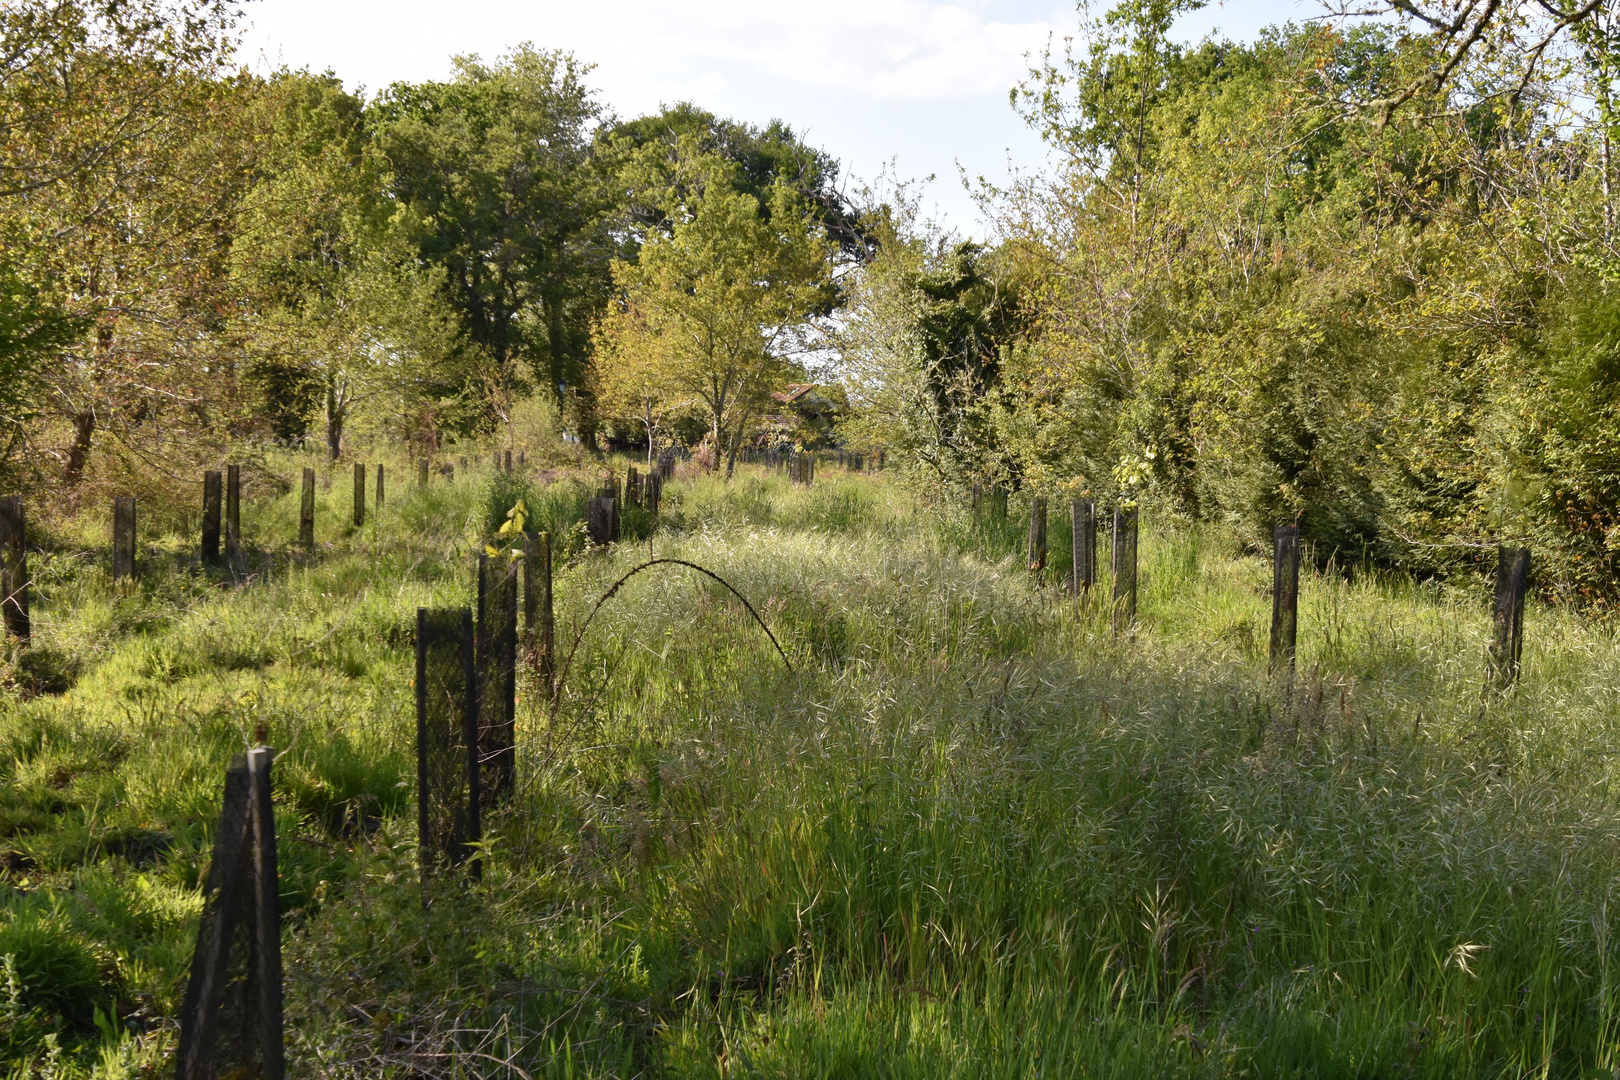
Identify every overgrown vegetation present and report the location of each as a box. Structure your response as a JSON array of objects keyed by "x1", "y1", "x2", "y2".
[{"x1": 5, "y1": 462, "x2": 1620, "y2": 1076}]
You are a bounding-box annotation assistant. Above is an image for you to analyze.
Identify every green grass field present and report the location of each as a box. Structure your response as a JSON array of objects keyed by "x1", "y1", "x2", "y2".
[{"x1": 5, "y1": 455, "x2": 1620, "y2": 1078}]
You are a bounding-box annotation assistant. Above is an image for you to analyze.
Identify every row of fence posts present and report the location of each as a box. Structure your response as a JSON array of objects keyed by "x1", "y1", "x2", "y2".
[
  {"x1": 1266, "y1": 524, "x2": 1530, "y2": 690},
  {"x1": 1006, "y1": 494, "x2": 1531, "y2": 687},
  {"x1": 737, "y1": 447, "x2": 887, "y2": 476},
  {"x1": 988, "y1": 488, "x2": 1140, "y2": 635},
  {"x1": 586, "y1": 465, "x2": 664, "y2": 546}
]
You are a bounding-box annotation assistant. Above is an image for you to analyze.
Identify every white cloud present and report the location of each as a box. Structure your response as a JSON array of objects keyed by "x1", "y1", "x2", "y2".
[{"x1": 240, "y1": 1, "x2": 1059, "y2": 103}]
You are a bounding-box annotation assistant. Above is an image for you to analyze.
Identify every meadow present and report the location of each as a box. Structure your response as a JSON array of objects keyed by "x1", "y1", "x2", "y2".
[{"x1": 4, "y1": 454, "x2": 1620, "y2": 1078}]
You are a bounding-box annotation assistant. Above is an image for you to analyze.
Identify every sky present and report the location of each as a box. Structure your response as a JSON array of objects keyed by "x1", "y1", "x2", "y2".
[{"x1": 238, "y1": 0, "x2": 1320, "y2": 237}]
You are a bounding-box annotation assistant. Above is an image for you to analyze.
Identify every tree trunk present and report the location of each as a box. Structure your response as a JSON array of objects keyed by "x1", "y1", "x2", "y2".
[
  {"x1": 548, "y1": 300, "x2": 567, "y2": 413},
  {"x1": 326, "y1": 382, "x2": 344, "y2": 461},
  {"x1": 63, "y1": 409, "x2": 95, "y2": 487},
  {"x1": 724, "y1": 406, "x2": 751, "y2": 481}
]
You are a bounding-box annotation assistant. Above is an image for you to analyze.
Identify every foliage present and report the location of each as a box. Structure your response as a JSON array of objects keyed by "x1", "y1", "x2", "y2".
[
  {"x1": 601, "y1": 141, "x2": 833, "y2": 476},
  {"x1": 11, "y1": 468, "x2": 1620, "y2": 1075},
  {"x1": 372, "y1": 46, "x2": 615, "y2": 437}
]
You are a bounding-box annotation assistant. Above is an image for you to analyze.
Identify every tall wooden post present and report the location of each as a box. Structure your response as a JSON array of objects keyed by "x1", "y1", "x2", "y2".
[
  {"x1": 476, "y1": 555, "x2": 518, "y2": 801},
  {"x1": 1489, "y1": 546, "x2": 1532, "y2": 690},
  {"x1": 1028, "y1": 496, "x2": 1048, "y2": 572},
  {"x1": 1271, "y1": 524, "x2": 1301, "y2": 673},
  {"x1": 299, "y1": 468, "x2": 315, "y2": 547},
  {"x1": 113, "y1": 497, "x2": 137, "y2": 581},
  {"x1": 1071, "y1": 499, "x2": 1095, "y2": 598},
  {"x1": 525, "y1": 531, "x2": 555, "y2": 695},
  {"x1": 0, "y1": 497, "x2": 26, "y2": 642},
  {"x1": 353, "y1": 463, "x2": 366, "y2": 527},
  {"x1": 416, "y1": 607, "x2": 480, "y2": 890},
  {"x1": 1111, "y1": 506, "x2": 1138, "y2": 635},
  {"x1": 175, "y1": 745, "x2": 283, "y2": 1080},
  {"x1": 202, "y1": 471, "x2": 222, "y2": 563},
  {"x1": 375, "y1": 463, "x2": 385, "y2": 508},
  {"x1": 226, "y1": 465, "x2": 241, "y2": 556}
]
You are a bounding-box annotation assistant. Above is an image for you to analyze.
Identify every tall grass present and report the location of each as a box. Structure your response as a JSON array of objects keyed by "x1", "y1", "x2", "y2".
[{"x1": 3, "y1": 460, "x2": 1619, "y2": 1076}]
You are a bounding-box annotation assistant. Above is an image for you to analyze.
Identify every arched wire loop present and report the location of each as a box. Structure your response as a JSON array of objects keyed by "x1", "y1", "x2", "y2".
[{"x1": 551, "y1": 558, "x2": 792, "y2": 721}]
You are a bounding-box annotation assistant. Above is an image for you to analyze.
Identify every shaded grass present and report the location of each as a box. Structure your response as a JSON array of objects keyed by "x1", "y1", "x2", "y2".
[{"x1": 4, "y1": 461, "x2": 1620, "y2": 1076}]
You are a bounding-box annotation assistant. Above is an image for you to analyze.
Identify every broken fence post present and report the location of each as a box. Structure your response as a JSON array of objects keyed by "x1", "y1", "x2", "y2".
[
  {"x1": 375, "y1": 463, "x2": 385, "y2": 509},
  {"x1": 299, "y1": 469, "x2": 315, "y2": 548},
  {"x1": 587, "y1": 497, "x2": 616, "y2": 546},
  {"x1": 476, "y1": 554, "x2": 518, "y2": 802},
  {"x1": 202, "y1": 470, "x2": 222, "y2": 563},
  {"x1": 1271, "y1": 524, "x2": 1301, "y2": 674},
  {"x1": 1071, "y1": 499, "x2": 1095, "y2": 599},
  {"x1": 353, "y1": 463, "x2": 366, "y2": 527},
  {"x1": 1489, "y1": 545, "x2": 1532, "y2": 690},
  {"x1": 113, "y1": 496, "x2": 137, "y2": 582},
  {"x1": 1111, "y1": 506, "x2": 1138, "y2": 635},
  {"x1": 1028, "y1": 496, "x2": 1048, "y2": 573},
  {"x1": 417, "y1": 607, "x2": 480, "y2": 892},
  {"x1": 0, "y1": 497, "x2": 26, "y2": 642},
  {"x1": 175, "y1": 745, "x2": 283, "y2": 1080}
]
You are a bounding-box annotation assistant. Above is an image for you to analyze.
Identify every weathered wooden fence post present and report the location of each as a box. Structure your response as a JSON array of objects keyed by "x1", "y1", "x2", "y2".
[
  {"x1": 352, "y1": 463, "x2": 366, "y2": 527},
  {"x1": 113, "y1": 497, "x2": 137, "y2": 582},
  {"x1": 476, "y1": 554, "x2": 518, "y2": 802},
  {"x1": 226, "y1": 465, "x2": 241, "y2": 557},
  {"x1": 1488, "y1": 545, "x2": 1532, "y2": 690},
  {"x1": 972, "y1": 482, "x2": 982, "y2": 515},
  {"x1": 299, "y1": 468, "x2": 315, "y2": 547},
  {"x1": 525, "y1": 532, "x2": 555, "y2": 695},
  {"x1": 647, "y1": 473, "x2": 662, "y2": 515},
  {"x1": 0, "y1": 497, "x2": 26, "y2": 642},
  {"x1": 175, "y1": 745, "x2": 283, "y2": 1080},
  {"x1": 587, "y1": 497, "x2": 616, "y2": 546},
  {"x1": 375, "y1": 463, "x2": 384, "y2": 509},
  {"x1": 1111, "y1": 506, "x2": 1138, "y2": 635},
  {"x1": 418, "y1": 459, "x2": 429, "y2": 489},
  {"x1": 626, "y1": 466, "x2": 640, "y2": 509},
  {"x1": 1071, "y1": 499, "x2": 1095, "y2": 599},
  {"x1": 201, "y1": 471, "x2": 223, "y2": 563},
  {"x1": 518, "y1": 449, "x2": 526, "y2": 468},
  {"x1": 1271, "y1": 524, "x2": 1301, "y2": 674},
  {"x1": 416, "y1": 607, "x2": 480, "y2": 894},
  {"x1": 504, "y1": 450, "x2": 512, "y2": 474},
  {"x1": 1028, "y1": 496, "x2": 1048, "y2": 573}
]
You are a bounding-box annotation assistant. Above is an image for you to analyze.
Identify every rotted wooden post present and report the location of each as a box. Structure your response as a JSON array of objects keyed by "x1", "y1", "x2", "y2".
[
  {"x1": 226, "y1": 465, "x2": 241, "y2": 557},
  {"x1": 299, "y1": 468, "x2": 315, "y2": 547},
  {"x1": 504, "y1": 450, "x2": 512, "y2": 474},
  {"x1": 1028, "y1": 496, "x2": 1048, "y2": 573},
  {"x1": 353, "y1": 464, "x2": 366, "y2": 527},
  {"x1": 1071, "y1": 499, "x2": 1095, "y2": 599},
  {"x1": 375, "y1": 463, "x2": 385, "y2": 509},
  {"x1": 1488, "y1": 546, "x2": 1532, "y2": 690},
  {"x1": 113, "y1": 497, "x2": 137, "y2": 581},
  {"x1": 1271, "y1": 524, "x2": 1300, "y2": 674},
  {"x1": 0, "y1": 497, "x2": 25, "y2": 642}
]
